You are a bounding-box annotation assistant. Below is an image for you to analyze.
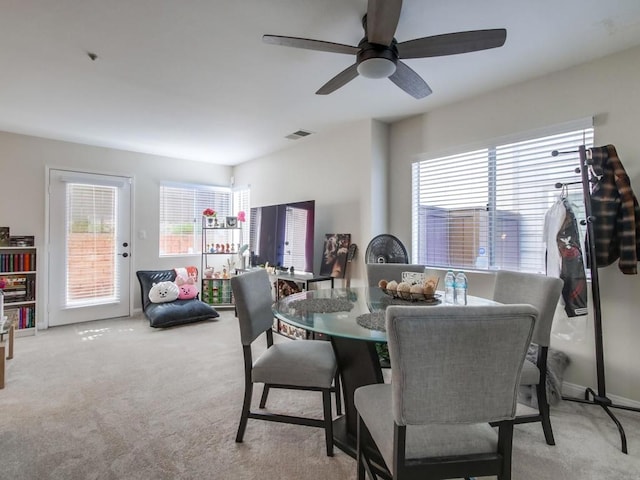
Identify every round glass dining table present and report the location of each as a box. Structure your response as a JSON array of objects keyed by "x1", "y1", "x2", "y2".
[{"x1": 272, "y1": 286, "x2": 499, "y2": 457}]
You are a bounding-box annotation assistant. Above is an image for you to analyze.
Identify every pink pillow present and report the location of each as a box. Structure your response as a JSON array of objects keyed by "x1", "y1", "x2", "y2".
[{"x1": 175, "y1": 275, "x2": 198, "y2": 300}]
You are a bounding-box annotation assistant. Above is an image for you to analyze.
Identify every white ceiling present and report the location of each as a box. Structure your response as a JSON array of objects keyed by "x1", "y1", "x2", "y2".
[{"x1": 2, "y1": 1, "x2": 640, "y2": 166}]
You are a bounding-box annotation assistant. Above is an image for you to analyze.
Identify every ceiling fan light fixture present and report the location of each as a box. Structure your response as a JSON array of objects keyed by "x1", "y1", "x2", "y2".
[{"x1": 357, "y1": 57, "x2": 396, "y2": 79}]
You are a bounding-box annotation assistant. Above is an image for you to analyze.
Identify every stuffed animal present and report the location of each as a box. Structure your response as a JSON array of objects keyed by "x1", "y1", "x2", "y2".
[
  {"x1": 175, "y1": 275, "x2": 198, "y2": 300},
  {"x1": 148, "y1": 281, "x2": 179, "y2": 303}
]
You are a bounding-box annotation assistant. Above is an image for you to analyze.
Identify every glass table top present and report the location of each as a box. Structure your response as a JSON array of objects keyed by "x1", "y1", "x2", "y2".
[{"x1": 272, "y1": 287, "x2": 499, "y2": 342}]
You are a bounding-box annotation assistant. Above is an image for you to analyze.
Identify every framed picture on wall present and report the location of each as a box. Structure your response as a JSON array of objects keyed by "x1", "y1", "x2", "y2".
[
  {"x1": 319, "y1": 233, "x2": 351, "y2": 278},
  {"x1": 0, "y1": 227, "x2": 9, "y2": 246}
]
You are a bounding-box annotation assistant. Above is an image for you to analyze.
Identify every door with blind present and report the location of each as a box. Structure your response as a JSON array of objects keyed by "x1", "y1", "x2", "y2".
[{"x1": 48, "y1": 169, "x2": 132, "y2": 326}]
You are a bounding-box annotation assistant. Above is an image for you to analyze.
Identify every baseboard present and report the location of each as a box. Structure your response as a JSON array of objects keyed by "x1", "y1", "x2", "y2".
[{"x1": 562, "y1": 381, "x2": 640, "y2": 410}]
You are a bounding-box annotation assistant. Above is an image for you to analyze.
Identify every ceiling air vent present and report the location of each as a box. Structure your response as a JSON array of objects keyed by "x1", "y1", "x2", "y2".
[{"x1": 285, "y1": 129, "x2": 313, "y2": 140}]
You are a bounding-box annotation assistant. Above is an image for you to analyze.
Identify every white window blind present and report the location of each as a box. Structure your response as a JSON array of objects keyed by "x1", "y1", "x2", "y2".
[
  {"x1": 66, "y1": 183, "x2": 118, "y2": 305},
  {"x1": 249, "y1": 203, "x2": 261, "y2": 262},
  {"x1": 283, "y1": 205, "x2": 310, "y2": 271},
  {"x1": 412, "y1": 124, "x2": 594, "y2": 273},
  {"x1": 159, "y1": 183, "x2": 232, "y2": 256},
  {"x1": 233, "y1": 187, "x2": 251, "y2": 250}
]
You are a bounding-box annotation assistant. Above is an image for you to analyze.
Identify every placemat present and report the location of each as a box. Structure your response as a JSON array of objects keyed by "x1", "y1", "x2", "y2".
[
  {"x1": 287, "y1": 298, "x2": 354, "y2": 315},
  {"x1": 356, "y1": 312, "x2": 386, "y2": 331}
]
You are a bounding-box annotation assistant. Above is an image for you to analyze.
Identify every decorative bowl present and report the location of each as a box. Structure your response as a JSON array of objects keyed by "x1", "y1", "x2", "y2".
[{"x1": 381, "y1": 288, "x2": 439, "y2": 303}]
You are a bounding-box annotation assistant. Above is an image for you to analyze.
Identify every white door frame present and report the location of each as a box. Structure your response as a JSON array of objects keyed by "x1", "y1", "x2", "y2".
[{"x1": 45, "y1": 167, "x2": 134, "y2": 328}]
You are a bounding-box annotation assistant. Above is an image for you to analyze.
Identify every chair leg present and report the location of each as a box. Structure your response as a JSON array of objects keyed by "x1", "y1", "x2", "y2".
[
  {"x1": 259, "y1": 384, "x2": 271, "y2": 408},
  {"x1": 357, "y1": 414, "x2": 381, "y2": 480},
  {"x1": 334, "y1": 372, "x2": 342, "y2": 416},
  {"x1": 357, "y1": 414, "x2": 366, "y2": 480},
  {"x1": 497, "y1": 421, "x2": 514, "y2": 480},
  {"x1": 322, "y1": 389, "x2": 334, "y2": 457},
  {"x1": 236, "y1": 382, "x2": 253, "y2": 443},
  {"x1": 536, "y1": 381, "x2": 556, "y2": 445}
]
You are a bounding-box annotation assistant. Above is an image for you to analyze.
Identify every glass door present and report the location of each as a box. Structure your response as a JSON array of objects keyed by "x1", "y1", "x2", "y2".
[{"x1": 48, "y1": 169, "x2": 131, "y2": 326}]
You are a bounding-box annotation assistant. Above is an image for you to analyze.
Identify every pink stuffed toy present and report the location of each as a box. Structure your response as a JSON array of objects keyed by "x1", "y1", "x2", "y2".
[{"x1": 175, "y1": 275, "x2": 198, "y2": 300}]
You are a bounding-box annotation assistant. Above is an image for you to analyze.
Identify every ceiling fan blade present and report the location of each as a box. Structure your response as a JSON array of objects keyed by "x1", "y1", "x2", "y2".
[
  {"x1": 397, "y1": 29, "x2": 507, "y2": 59},
  {"x1": 316, "y1": 64, "x2": 359, "y2": 95},
  {"x1": 263, "y1": 35, "x2": 358, "y2": 55},
  {"x1": 366, "y1": 0, "x2": 403, "y2": 45},
  {"x1": 389, "y1": 61, "x2": 432, "y2": 99}
]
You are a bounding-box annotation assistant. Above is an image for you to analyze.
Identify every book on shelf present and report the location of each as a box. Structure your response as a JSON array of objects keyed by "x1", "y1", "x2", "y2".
[
  {"x1": 9, "y1": 235, "x2": 35, "y2": 247},
  {"x1": 0, "y1": 252, "x2": 36, "y2": 272},
  {"x1": 3, "y1": 289, "x2": 27, "y2": 297},
  {"x1": 4, "y1": 305, "x2": 36, "y2": 329}
]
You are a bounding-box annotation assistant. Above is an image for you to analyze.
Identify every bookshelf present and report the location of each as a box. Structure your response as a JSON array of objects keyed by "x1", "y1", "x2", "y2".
[
  {"x1": 0, "y1": 246, "x2": 37, "y2": 336},
  {"x1": 200, "y1": 219, "x2": 242, "y2": 308}
]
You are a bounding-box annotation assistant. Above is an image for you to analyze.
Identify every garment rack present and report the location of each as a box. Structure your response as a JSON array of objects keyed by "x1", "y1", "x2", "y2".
[{"x1": 552, "y1": 145, "x2": 640, "y2": 454}]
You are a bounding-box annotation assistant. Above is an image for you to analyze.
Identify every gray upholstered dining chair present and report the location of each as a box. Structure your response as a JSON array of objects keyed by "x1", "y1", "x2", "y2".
[
  {"x1": 355, "y1": 304, "x2": 537, "y2": 480},
  {"x1": 492, "y1": 270, "x2": 564, "y2": 445},
  {"x1": 365, "y1": 263, "x2": 424, "y2": 287},
  {"x1": 230, "y1": 269, "x2": 338, "y2": 456}
]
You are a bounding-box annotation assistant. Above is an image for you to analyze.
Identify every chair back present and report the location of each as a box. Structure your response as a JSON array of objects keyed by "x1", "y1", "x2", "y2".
[
  {"x1": 386, "y1": 304, "x2": 536, "y2": 426},
  {"x1": 230, "y1": 269, "x2": 274, "y2": 345},
  {"x1": 492, "y1": 271, "x2": 563, "y2": 347},
  {"x1": 366, "y1": 263, "x2": 424, "y2": 287}
]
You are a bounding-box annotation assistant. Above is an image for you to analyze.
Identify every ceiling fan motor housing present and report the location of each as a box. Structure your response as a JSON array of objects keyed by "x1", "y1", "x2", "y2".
[{"x1": 356, "y1": 39, "x2": 398, "y2": 78}]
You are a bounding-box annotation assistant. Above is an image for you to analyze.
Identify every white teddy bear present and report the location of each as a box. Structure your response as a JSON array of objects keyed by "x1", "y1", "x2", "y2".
[{"x1": 148, "y1": 281, "x2": 179, "y2": 303}]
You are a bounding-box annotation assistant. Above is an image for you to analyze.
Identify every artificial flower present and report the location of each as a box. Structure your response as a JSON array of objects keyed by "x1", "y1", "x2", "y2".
[
  {"x1": 202, "y1": 208, "x2": 216, "y2": 217},
  {"x1": 237, "y1": 210, "x2": 246, "y2": 222}
]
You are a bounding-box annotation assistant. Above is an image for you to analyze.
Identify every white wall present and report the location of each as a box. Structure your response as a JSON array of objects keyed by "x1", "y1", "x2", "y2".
[
  {"x1": 388, "y1": 45, "x2": 640, "y2": 403},
  {"x1": 233, "y1": 119, "x2": 382, "y2": 284},
  {"x1": 0, "y1": 132, "x2": 232, "y2": 319}
]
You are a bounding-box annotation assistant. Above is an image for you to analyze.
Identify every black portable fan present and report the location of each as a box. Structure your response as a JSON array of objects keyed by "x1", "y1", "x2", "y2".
[{"x1": 365, "y1": 234, "x2": 409, "y2": 263}]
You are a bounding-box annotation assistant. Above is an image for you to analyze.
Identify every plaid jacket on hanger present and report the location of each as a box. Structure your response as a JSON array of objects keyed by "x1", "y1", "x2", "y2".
[{"x1": 589, "y1": 144, "x2": 640, "y2": 274}]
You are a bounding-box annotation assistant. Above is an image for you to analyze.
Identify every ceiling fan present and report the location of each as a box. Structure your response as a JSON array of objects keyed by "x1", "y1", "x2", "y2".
[{"x1": 263, "y1": 0, "x2": 506, "y2": 99}]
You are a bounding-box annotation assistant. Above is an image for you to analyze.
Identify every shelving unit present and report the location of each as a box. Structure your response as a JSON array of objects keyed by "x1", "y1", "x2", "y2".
[
  {"x1": 270, "y1": 271, "x2": 334, "y2": 340},
  {"x1": 200, "y1": 218, "x2": 242, "y2": 308},
  {"x1": 0, "y1": 246, "x2": 37, "y2": 336}
]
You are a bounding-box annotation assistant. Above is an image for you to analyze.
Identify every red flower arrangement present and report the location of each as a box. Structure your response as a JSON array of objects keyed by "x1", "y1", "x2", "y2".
[{"x1": 202, "y1": 208, "x2": 216, "y2": 217}]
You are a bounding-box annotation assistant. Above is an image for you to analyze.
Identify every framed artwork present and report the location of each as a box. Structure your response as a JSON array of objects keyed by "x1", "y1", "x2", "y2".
[
  {"x1": 0, "y1": 227, "x2": 9, "y2": 246},
  {"x1": 319, "y1": 233, "x2": 351, "y2": 278},
  {"x1": 226, "y1": 216, "x2": 238, "y2": 228}
]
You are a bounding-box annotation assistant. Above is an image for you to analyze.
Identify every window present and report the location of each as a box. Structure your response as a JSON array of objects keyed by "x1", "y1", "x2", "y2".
[
  {"x1": 233, "y1": 186, "x2": 251, "y2": 253},
  {"x1": 159, "y1": 183, "x2": 249, "y2": 256},
  {"x1": 412, "y1": 122, "x2": 594, "y2": 273},
  {"x1": 283, "y1": 205, "x2": 311, "y2": 271},
  {"x1": 66, "y1": 182, "x2": 118, "y2": 304}
]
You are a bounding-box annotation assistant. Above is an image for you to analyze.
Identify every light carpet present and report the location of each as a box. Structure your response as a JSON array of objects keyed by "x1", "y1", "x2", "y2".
[{"x1": 1, "y1": 311, "x2": 639, "y2": 479}]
